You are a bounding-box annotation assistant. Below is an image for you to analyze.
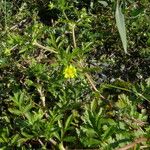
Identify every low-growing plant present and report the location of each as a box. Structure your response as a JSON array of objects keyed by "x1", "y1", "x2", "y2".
[{"x1": 0, "y1": 0, "x2": 150, "y2": 149}]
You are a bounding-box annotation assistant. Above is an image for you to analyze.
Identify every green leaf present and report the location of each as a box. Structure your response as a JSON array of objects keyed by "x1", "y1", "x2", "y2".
[
  {"x1": 17, "y1": 138, "x2": 30, "y2": 147},
  {"x1": 8, "y1": 108, "x2": 22, "y2": 115},
  {"x1": 91, "y1": 98, "x2": 98, "y2": 112},
  {"x1": 64, "y1": 115, "x2": 73, "y2": 131},
  {"x1": 11, "y1": 134, "x2": 20, "y2": 144},
  {"x1": 81, "y1": 137, "x2": 100, "y2": 147},
  {"x1": 81, "y1": 126, "x2": 96, "y2": 137},
  {"x1": 115, "y1": 0, "x2": 127, "y2": 53},
  {"x1": 146, "y1": 77, "x2": 150, "y2": 87},
  {"x1": 23, "y1": 103, "x2": 33, "y2": 113},
  {"x1": 21, "y1": 130, "x2": 33, "y2": 139},
  {"x1": 63, "y1": 136, "x2": 76, "y2": 142},
  {"x1": 102, "y1": 126, "x2": 115, "y2": 141},
  {"x1": 0, "y1": 58, "x2": 8, "y2": 68}
]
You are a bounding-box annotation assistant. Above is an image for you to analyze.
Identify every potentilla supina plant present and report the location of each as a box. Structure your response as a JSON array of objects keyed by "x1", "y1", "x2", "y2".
[{"x1": 63, "y1": 65, "x2": 77, "y2": 78}]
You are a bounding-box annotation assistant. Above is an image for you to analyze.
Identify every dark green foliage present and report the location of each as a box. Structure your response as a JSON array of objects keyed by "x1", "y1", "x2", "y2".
[{"x1": 0, "y1": 0, "x2": 150, "y2": 149}]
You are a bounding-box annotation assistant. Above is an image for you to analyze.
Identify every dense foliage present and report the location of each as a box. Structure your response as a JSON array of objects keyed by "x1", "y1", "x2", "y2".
[{"x1": 0, "y1": 0, "x2": 150, "y2": 149}]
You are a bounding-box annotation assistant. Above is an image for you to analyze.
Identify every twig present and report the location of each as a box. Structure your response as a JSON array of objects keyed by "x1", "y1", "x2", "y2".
[
  {"x1": 85, "y1": 72, "x2": 98, "y2": 92},
  {"x1": 10, "y1": 44, "x2": 18, "y2": 51},
  {"x1": 50, "y1": 139, "x2": 57, "y2": 146},
  {"x1": 10, "y1": 18, "x2": 29, "y2": 30},
  {"x1": 38, "y1": 139, "x2": 44, "y2": 146},
  {"x1": 117, "y1": 137, "x2": 148, "y2": 150},
  {"x1": 33, "y1": 40, "x2": 58, "y2": 54},
  {"x1": 79, "y1": 61, "x2": 105, "y2": 99},
  {"x1": 72, "y1": 26, "x2": 77, "y2": 48},
  {"x1": 140, "y1": 145, "x2": 149, "y2": 149}
]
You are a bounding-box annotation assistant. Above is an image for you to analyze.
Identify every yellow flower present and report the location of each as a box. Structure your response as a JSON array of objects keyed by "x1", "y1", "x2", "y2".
[{"x1": 63, "y1": 65, "x2": 77, "y2": 79}]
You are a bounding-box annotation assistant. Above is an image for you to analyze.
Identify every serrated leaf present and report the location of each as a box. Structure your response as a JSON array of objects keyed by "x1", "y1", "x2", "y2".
[
  {"x1": 21, "y1": 130, "x2": 33, "y2": 139},
  {"x1": 102, "y1": 126, "x2": 115, "y2": 141},
  {"x1": 81, "y1": 137, "x2": 100, "y2": 147},
  {"x1": 81, "y1": 126, "x2": 96, "y2": 137},
  {"x1": 115, "y1": 0, "x2": 127, "y2": 53},
  {"x1": 23, "y1": 103, "x2": 33, "y2": 113},
  {"x1": 17, "y1": 138, "x2": 29, "y2": 146},
  {"x1": 53, "y1": 132, "x2": 61, "y2": 141},
  {"x1": 8, "y1": 108, "x2": 21, "y2": 115},
  {"x1": 64, "y1": 115, "x2": 73, "y2": 131},
  {"x1": 64, "y1": 136, "x2": 76, "y2": 142},
  {"x1": 91, "y1": 98, "x2": 98, "y2": 112},
  {"x1": 11, "y1": 134, "x2": 20, "y2": 144}
]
